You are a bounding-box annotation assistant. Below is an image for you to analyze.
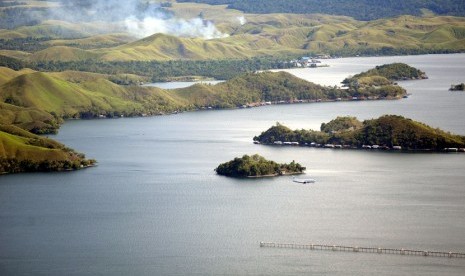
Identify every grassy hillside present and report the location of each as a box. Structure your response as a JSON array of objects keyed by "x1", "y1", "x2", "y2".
[
  {"x1": 0, "y1": 102, "x2": 59, "y2": 134},
  {"x1": 0, "y1": 124, "x2": 95, "y2": 174},
  {"x1": 28, "y1": 46, "x2": 101, "y2": 62},
  {"x1": 1, "y1": 11, "x2": 464, "y2": 63},
  {"x1": 75, "y1": 15, "x2": 465, "y2": 61},
  {"x1": 1, "y1": 66, "x2": 407, "y2": 134},
  {"x1": 44, "y1": 34, "x2": 136, "y2": 49},
  {"x1": 254, "y1": 115, "x2": 465, "y2": 151}
]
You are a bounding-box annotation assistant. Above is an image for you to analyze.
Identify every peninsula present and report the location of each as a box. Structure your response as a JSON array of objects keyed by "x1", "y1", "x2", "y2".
[{"x1": 215, "y1": 154, "x2": 305, "y2": 178}]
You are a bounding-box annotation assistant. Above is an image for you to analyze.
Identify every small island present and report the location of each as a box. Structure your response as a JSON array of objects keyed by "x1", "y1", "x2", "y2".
[
  {"x1": 254, "y1": 115, "x2": 465, "y2": 152},
  {"x1": 215, "y1": 154, "x2": 305, "y2": 178},
  {"x1": 449, "y1": 83, "x2": 464, "y2": 91}
]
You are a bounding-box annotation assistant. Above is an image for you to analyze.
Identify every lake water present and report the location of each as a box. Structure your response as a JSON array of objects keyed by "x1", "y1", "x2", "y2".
[{"x1": 1, "y1": 54, "x2": 465, "y2": 276}]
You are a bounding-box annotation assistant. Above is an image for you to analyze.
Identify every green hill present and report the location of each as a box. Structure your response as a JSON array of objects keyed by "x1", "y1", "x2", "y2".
[
  {"x1": 0, "y1": 67, "x2": 409, "y2": 134},
  {"x1": 100, "y1": 33, "x2": 254, "y2": 61},
  {"x1": 0, "y1": 124, "x2": 95, "y2": 174},
  {"x1": 254, "y1": 115, "x2": 465, "y2": 151},
  {"x1": 2, "y1": 13, "x2": 464, "y2": 63},
  {"x1": 345, "y1": 63, "x2": 428, "y2": 82}
]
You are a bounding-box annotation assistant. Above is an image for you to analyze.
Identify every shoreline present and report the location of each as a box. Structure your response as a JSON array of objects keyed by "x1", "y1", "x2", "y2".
[{"x1": 254, "y1": 143, "x2": 465, "y2": 153}]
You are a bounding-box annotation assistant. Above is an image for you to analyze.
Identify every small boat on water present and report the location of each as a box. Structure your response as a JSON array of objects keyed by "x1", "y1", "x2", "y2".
[{"x1": 292, "y1": 176, "x2": 316, "y2": 184}]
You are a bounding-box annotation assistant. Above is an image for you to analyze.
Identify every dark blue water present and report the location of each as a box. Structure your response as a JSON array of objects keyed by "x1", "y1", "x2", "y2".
[{"x1": 1, "y1": 54, "x2": 465, "y2": 275}]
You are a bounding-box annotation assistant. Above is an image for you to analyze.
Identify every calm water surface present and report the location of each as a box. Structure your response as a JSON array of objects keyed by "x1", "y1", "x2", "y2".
[{"x1": 1, "y1": 54, "x2": 465, "y2": 275}]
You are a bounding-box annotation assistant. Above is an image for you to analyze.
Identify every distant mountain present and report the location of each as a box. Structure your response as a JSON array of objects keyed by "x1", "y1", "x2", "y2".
[
  {"x1": 2, "y1": 15, "x2": 464, "y2": 63},
  {"x1": 179, "y1": 0, "x2": 465, "y2": 20}
]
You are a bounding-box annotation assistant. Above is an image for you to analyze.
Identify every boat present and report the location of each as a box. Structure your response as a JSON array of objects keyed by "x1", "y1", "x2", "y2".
[{"x1": 292, "y1": 176, "x2": 316, "y2": 184}]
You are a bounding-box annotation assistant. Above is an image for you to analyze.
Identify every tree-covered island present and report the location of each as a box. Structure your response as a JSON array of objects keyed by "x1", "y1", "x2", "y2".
[
  {"x1": 215, "y1": 154, "x2": 305, "y2": 178},
  {"x1": 449, "y1": 83, "x2": 464, "y2": 91},
  {"x1": 341, "y1": 63, "x2": 427, "y2": 98},
  {"x1": 0, "y1": 124, "x2": 96, "y2": 174},
  {"x1": 254, "y1": 115, "x2": 465, "y2": 152}
]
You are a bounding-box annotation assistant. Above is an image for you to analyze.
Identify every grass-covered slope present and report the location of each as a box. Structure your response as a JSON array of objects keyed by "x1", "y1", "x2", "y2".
[
  {"x1": 0, "y1": 67, "x2": 409, "y2": 134},
  {"x1": 0, "y1": 71, "x2": 150, "y2": 118},
  {"x1": 0, "y1": 124, "x2": 95, "y2": 174},
  {"x1": 94, "y1": 16, "x2": 465, "y2": 61},
  {"x1": 28, "y1": 46, "x2": 101, "y2": 62},
  {"x1": 254, "y1": 115, "x2": 465, "y2": 151},
  {"x1": 0, "y1": 102, "x2": 60, "y2": 134},
  {"x1": 2, "y1": 12, "x2": 464, "y2": 62}
]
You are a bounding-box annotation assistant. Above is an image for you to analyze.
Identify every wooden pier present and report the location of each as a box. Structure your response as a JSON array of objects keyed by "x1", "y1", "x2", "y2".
[{"x1": 259, "y1": 242, "x2": 465, "y2": 259}]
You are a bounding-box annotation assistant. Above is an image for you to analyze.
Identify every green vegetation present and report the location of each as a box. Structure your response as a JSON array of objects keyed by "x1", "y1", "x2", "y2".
[
  {"x1": 1, "y1": 5, "x2": 465, "y2": 66},
  {"x1": 321, "y1": 116, "x2": 363, "y2": 133},
  {"x1": 0, "y1": 124, "x2": 96, "y2": 174},
  {"x1": 179, "y1": 0, "x2": 465, "y2": 20},
  {"x1": 449, "y1": 83, "x2": 465, "y2": 91},
  {"x1": 215, "y1": 154, "x2": 305, "y2": 178},
  {"x1": 30, "y1": 56, "x2": 296, "y2": 81},
  {"x1": 343, "y1": 63, "x2": 428, "y2": 82},
  {"x1": 254, "y1": 115, "x2": 465, "y2": 151},
  {"x1": 341, "y1": 63, "x2": 426, "y2": 98},
  {"x1": 1, "y1": 67, "x2": 407, "y2": 134}
]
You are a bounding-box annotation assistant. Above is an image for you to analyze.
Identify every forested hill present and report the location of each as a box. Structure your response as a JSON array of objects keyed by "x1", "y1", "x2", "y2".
[
  {"x1": 178, "y1": 0, "x2": 465, "y2": 20},
  {"x1": 253, "y1": 115, "x2": 465, "y2": 151}
]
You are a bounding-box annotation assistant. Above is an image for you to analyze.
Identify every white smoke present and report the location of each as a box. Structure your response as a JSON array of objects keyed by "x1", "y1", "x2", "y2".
[
  {"x1": 125, "y1": 17, "x2": 229, "y2": 39},
  {"x1": 237, "y1": 16, "x2": 247, "y2": 26},
  {"x1": 42, "y1": 0, "x2": 229, "y2": 40}
]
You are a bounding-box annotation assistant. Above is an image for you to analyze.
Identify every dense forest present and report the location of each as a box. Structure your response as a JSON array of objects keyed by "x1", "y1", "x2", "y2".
[
  {"x1": 215, "y1": 154, "x2": 305, "y2": 177},
  {"x1": 179, "y1": 0, "x2": 465, "y2": 20},
  {"x1": 29, "y1": 57, "x2": 296, "y2": 81},
  {"x1": 0, "y1": 56, "x2": 297, "y2": 82},
  {"x1": 254, "y1": 115, "x2": 465, "y2": 151}
]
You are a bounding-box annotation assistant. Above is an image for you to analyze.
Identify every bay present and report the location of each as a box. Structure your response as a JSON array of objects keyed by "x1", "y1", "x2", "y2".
[{"x1": 1, "y1": 54, "x2": 465, "y2": 276}]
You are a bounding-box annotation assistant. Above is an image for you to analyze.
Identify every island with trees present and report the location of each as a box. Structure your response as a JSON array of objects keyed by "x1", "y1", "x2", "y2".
[
  {"x1": 215, "y1": 154, "x2": 305, "y2": 178},
  {"x1": 253, "y1": 115, "x2": 465, "y2": 152},
  {"x1": 449, "y1": 83, "x2": 464, "y2": 91},
  {"x1": 341, "y1": 63, "x2": 427, "y2": 99}
]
